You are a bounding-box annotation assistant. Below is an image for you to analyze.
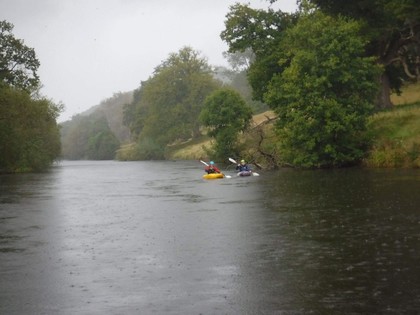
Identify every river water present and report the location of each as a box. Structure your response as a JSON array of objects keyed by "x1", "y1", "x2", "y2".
[{"x1": 1, "y1": 160, "x2": 419, "y2": 314}]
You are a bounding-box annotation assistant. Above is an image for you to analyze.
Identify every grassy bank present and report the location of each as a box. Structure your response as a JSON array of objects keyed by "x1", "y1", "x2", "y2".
[
  {"x1": 364, "y1": 102, "x2": 420, "y2": 168},
  {"x1": 363, "y1": 83, "x2": 420, "y2": 168},
  {"x1": 164, "y1": 111, "x2": 277, "y2": 163},
  {"x1": 166, "y1": 137, "x2": 212, "y2": 160}
]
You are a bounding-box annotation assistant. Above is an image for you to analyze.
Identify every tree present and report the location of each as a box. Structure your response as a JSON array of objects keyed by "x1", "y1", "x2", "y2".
[
  {"x1": 264, "y1": 11, "x2": 381, "y2": 167},
  {"x1": 87, "y1": 130, "x2": 120, "y2": 160},
  {"x1": 217, "y1": 49, "x2": 269, "y2": 113},
  {"x1": 60, "y1": 112, "x2": 120, "y2": 160},
  {"x1": 221, "y1": 4, "x2": 298, "y2": 101},
  {"x1": 295, "y1": 0, "x2": 420, "y2": 108},
  {"x1": 0, "y1": 86, "x2": 61, "y2": 172},
  {"x1": 0, "y1": 20, "x2": 40, "y2": 92},
  {"x1": 0, "y1": 21, "x2": 61, "y2": 172},
  {"x1": 123, "y1": 47, "x2": 220, "y2": 159},
  {"x1": 200, "y1": 88, "x2": 253, "y2": 160},
  {"x1": 123, "y1": 85, "x2": 149, "y2": 138}
]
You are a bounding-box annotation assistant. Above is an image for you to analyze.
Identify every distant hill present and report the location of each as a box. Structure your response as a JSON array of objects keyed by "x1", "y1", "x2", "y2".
[
  {"x1": 65, "y1": 91, "x2": 133, "y2": 142},
  {"x1": 60, "y1": 91, "x2": 133, "y2": 159}
]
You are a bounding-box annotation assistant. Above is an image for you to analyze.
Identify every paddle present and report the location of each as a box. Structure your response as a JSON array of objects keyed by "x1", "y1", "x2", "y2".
[
  {"x1": 200, "y1": 160, "x2": 231, "y2": 178},
  {"x1": 228, "y1": 158, "x2": 260, "y2": 176},
  {"x1": 200, "y1": 160, "x2": 209, "y2": 166}
]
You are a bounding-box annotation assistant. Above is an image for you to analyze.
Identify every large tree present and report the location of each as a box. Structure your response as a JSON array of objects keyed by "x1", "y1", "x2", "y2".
[
  {"x1": 0, "y1": 21, "x2": 40, "y2": 92},
  {"x1": 224, "y1": 1, "x2": 420, "y2": 109},
  {"x1": 123, "y1": 47, "x2": 220, "y2": 159},
  {"x1": 221, "y1": 4, "x2": 298, "y2": 101},
  {"x1": 264, "y1": 11, "x2": 380, "y2": 167},
  {"x1": 287, "y1": 0, "x2": 420, "y2": 108},
  {"x1": 0, "y1": 20, "x2": 61, "y2": 172},
  {"x1": 0, "y1": 86, "x2": 61, "y2": 172}
]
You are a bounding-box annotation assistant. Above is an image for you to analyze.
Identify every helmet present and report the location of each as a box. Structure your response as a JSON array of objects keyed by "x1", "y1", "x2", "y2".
[
  {"x1": 210, "y1": 161, "x2": 215, "y2": 165},
  {"x1": 241, "y1": 159, "x2": 245, "y2": 163}
]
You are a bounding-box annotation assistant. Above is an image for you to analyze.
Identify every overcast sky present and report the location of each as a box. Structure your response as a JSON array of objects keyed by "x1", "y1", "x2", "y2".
[{"x1": 1, "y1": 0, "x2": 297, "y2": 122}]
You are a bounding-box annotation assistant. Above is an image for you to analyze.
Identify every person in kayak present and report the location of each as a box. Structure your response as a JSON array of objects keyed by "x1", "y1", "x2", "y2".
[
  {"x1": 236, "y1": 159, "x2": 251, "y2": 172},
  {"x1": 205, "y1": 161, "x2": 221, "y2": 174}
]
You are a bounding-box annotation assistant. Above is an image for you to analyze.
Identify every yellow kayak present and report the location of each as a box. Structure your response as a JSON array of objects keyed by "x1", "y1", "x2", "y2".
[{"x1": 202, "y1": 173, "x2": 224, "y2": 179}]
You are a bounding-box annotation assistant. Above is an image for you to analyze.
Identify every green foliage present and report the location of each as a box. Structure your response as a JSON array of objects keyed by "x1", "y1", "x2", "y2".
[
  {"x1": 215, "y1": 59, "x2": 269, "y2": 114},
  {"x1": 87, "y1": 131, "x2": 120, "y2": 160},
  {"x1": 306, "y1": 0, "x2": 420, "y2": 102},
  {"x1": 200, "y1": 88, "x2": 252, "y2": 160},
  {"x1": 60, "y1": 92, "x2": 133, "y2": 160},
  {"x1": 0, "y1": 86, "x2": 61, "y2": 172},
  {"x1": 0, "y1": 21, "x2": 40, "y2": 92},
  {"x1": 133, "y1": 137, "x2": 165, "y2": 160},
  {"x1": 0, "y1": 20, "x2": 61, "y2": 172},
  {"x1": 221, "y1": 4, "x2": 298, "y2": 102},
  {"x1": 60, "y1": 112, "x2": 120, "y2": 160},
  {"x1": 123, "y1": 87, "x2": 145, "y2": 136},
  {"x1": 123, "y1": 47, "x2": 220, "y2": 160},
  {"x1": 97, "y1": 92, "x2": 132, "y2": 143},
  {"x1": 264, "y1": 12, "x2": 381, "y2": 168}
]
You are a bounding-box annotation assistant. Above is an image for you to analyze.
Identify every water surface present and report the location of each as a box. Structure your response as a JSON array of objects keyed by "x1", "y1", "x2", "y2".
[{"x1": 1, "y1": 161, "x2": 419, "y2": 314}]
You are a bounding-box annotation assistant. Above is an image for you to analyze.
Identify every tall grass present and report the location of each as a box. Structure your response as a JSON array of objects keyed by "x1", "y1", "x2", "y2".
[
  {"x1": 364, "y1": 101, "x2": 420, "y2": 168},
  {"x1": 391, "y1": 83, "x2": 420, "y2": 106}
]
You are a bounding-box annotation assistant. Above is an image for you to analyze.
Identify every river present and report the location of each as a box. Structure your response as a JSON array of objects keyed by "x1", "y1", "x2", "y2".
[{"x1": 1, "y1": 160, "x2": 420, "y2": 314}]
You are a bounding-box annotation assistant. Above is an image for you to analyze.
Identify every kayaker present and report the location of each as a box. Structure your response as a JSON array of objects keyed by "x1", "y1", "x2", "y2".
[
  {"x1": 236, "y1": 159, "x2": 251, "y2": 172},
  {"x1": 205, "y1": 161, "x2": 221, "y2": 174}
]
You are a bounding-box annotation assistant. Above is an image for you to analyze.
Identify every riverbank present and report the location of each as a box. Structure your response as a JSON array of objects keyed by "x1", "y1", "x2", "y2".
[
  {"x1": 165, "y1": 111, "x2": 277, "y2": 163},
  {"x1": 118, "y1": 83, "x2": 420, "y2": 168}
]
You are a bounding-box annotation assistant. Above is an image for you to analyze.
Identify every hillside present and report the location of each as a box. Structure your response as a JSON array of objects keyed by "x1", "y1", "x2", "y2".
[
  {"x1": 60, "y1": 91, "x2": 133, "y2": 160},
  {"x1": 62, "y1": 92, "x2": 133, "y2": 143}
]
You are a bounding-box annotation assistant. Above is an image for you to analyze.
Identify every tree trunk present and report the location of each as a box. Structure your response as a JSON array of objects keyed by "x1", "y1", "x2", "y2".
[{"x1": 376, "y1": 72, "x2": 393, "y2": 110}]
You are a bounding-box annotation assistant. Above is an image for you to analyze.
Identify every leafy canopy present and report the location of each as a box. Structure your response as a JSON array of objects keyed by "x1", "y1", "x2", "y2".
[
  {"x1": 0, "y1": 20, "x2": 40, "y2": 92},
  {"x1": 299, "y1": 0, "x2": 420, "y2": 104},
  {"x1": 0, "y1": 20, "x2": 61, "y2": 172},
  {"x1": 60, "y1": 113, "x2": 120, "y2": 160},
  {"x1": 221, "y1": 4, "x2": 298, "y2": 101},
  {"x1": 0, "y1": 86, "x2": 61, "y2": 172},
  {"x1": 123, "y1": 47, "x2": 220, "y2": 159},
  {"x1": 265, "y1": 11, "x2": 381, "y2": 167}
]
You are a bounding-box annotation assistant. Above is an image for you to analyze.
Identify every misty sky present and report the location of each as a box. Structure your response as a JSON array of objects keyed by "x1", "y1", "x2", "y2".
[{"x1": 1, "y1": 0, "x2": 297, "y2": 122}]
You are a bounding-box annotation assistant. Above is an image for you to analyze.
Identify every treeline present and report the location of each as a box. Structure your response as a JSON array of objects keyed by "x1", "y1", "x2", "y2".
[
  {"x1": 0, "y1": 21, "x2": 61, "y2": 173},
  {"x1": 217, "y1": 0, "x2": 420, "y2": 168},
  {"x1": 60, "y1": 92, "x2": 132, "y2": 160},
  {"x1": 119, "y1": 47, "x2": 258, "y2": 161},
  {"x1": 61, "y1": 48, "x2": 262, "y2": 162},
  {"x1": 50, "y1": 0, "x2": 420, "y2": 168},
  {"x1": 120, "y1": 0, "x2": 419, "y2": 168}
]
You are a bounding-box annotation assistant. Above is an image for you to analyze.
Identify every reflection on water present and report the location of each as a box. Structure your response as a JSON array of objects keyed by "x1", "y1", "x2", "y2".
[{"x1": 1, "y1": 161, "x2": 420, "y2": 314}]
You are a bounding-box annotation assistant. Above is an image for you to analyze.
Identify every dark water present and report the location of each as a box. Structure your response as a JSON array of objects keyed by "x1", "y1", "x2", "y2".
[{"x1": 1, "y1": 160, "x2": 420, "y2": 314}]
